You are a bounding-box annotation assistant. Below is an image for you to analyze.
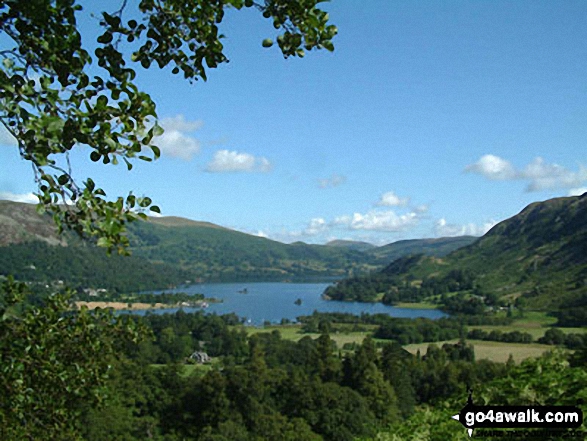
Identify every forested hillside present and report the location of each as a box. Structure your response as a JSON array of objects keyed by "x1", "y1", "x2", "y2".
[
  {"x1": 365, "y1": 236, "x2": 478, "y2": 264},
  {"x1": 0, "y1": 201, "x2": 476, "y2": 288},
  {"x1": 326, "y1": 195, "x2": 587, "y2": 323},
  {"x1": 126, "y1": 219, "x2": 377, "y2": 281},
  {"x1": 0, "y1": 240, "x2": 188, "y2": 293}
]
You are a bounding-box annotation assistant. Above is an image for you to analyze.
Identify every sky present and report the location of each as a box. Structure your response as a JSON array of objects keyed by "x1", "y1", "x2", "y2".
[{"x1": 1, "y1": 1, "x2": 586, "y2": 245}]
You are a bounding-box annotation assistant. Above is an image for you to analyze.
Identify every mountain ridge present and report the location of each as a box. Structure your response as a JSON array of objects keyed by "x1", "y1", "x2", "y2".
[
  {"x1": 325, "y1": 194, "x2": 587, "y2": 315},
  {"x1": 0, "y1": 200, "x2": 480, "y2": 288}
]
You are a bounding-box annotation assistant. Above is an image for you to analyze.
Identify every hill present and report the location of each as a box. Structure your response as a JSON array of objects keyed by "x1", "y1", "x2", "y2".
[
  {"x1": 325, "y1": 194, "x2": 587, "y2": 322},
  {"x1": 366, "y1": 236, "x2": 477, "y2": 264},
  {"x1": 0, "y1": 200, "x2": 64, "y2": 246},
  {"x1": 325, "y1": 240, "x2": 376, "y2": 252},
  {"x1": 126, "y1": 219, "x2": 376, "y2": 281},
  {"x1": 0, "y1": 200, "x2": 479, "y2": 289},
  {"x1": 0, "y1": 201, "x2": 378, "y2": 287},
  {"x1": 0, "y1": 201, "x2": 190, "y2": 292}
]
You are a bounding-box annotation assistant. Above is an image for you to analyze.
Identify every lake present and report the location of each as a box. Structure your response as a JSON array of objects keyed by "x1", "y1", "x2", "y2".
[{"x1": 141, "y1": 282, "x2": 447, "y2": 325}]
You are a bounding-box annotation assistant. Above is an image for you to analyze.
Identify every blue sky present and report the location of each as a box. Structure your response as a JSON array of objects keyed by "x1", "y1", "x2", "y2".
[{"x1": 1, "y1": 1, "x2": 586, "y2": 245}]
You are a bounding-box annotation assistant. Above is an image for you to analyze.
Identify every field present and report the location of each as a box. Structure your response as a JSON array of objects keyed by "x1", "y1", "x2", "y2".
[
  {"x1": 469, "y1": 311, "x2": 587, "y2": 339},
  {"x1": 403, "y1": 339, "x2": 555, "y2": 363},
  {"x1": 241, "y1": 313, "x2": 582, "y2": 363},
  {"x1": 245, "y1": 324, "x2": 375, "y2": 348},
  {"x1": 75, "y1": 301, "x2": 172, "y2": 311},
  {"x1": 394, "y1": 301, "x2": 438, "y2": 310}
]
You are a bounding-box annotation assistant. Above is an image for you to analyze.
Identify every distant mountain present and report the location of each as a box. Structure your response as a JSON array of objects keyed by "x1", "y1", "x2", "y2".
[
  {"x1": 148, "y1": 216, "x2": 227, "y2": 229},
  {"x1": 325, "y1": 240, "x2": 376, "y2": 252},
  {"x1": 126, "y1": 218, "x2": 376, "y2": 281},
  {"x1": 0, "y1": 201, "x2": 190, "y2": 292},
  {"x1": 326, "y1": 194, "x2": 587, "y2": 316},
  {"x1": 366, "y1": 236, "x2": 478, "y2": 264},
  {"x1": 0, "y1": 200, "x2": 64, "y2": 246},
  {"x1": 0, "y1": 200, "x2": 484, "y2": 290},
  {"x1": 0, "y1": 202, "x2": 378, "y2": 287}
]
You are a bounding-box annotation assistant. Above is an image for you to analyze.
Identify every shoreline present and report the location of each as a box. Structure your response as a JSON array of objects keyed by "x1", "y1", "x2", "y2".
[{"x1": 75, "y1": 301, "x2": 196, "y2": 311}]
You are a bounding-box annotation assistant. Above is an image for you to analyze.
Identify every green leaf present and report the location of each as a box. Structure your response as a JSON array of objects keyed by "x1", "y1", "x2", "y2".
[
  {"x1": 97, "y1": 32, "x2": 113, "y2": 44},
  {"x1": 150, "y1": 205, "x2": 161, "y2": 213},
  {"x1": 96, "y1": 95, "x2": 108, "y2": 108},
  {"x1": 138, "y1": 197, "x2": 152, "y2": 207},
  {"x1": 262, "y1": 38, "x2": 274, "y2": 48},
  {"x1": 152, "y1": 123, "x2": 164, "y2": 137},
  {"x1": 323, "y1": 41, "x2": 335, "y2": 52},
  {"x1": 150, "y1": 145, "x2": 161, "y2": 158},
  {"x1": 86, "y1": 178, "x2": 96, "y2": 192},
  {"x1": 96, "y1": 237, "x2": 110, "y2": 247}
]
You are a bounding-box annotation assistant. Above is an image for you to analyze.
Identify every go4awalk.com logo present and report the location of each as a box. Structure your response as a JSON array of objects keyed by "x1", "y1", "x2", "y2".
[{"x1": 451, "y1": 391, "x2": 583, "y2": 437}]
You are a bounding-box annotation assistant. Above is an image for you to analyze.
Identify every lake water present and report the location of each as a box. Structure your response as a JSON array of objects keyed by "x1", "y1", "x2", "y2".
[{"x1": 141, "y1": 282, "x2": 447, "y2": 325}]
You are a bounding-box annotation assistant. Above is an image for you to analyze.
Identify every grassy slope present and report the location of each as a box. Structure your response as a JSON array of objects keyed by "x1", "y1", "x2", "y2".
[
  {"x1": 366, "y1": 236, "x2": 478, "y2": 264},
  {"x1": 127, "y1": 219, "x2": 378, "y2": 280},
  {"x1": 0, "y1": 200, "x2": 63, "y2": 246},
  {"x1": 0, "y1": 201, "x2": 379, "y2": 283},
  {"x1": 330, "y1": 194, "x2": 587, "y2": 311},
  {"x1": 447, "y1": 195, "x2": 587, "y2": 305},
  {"x1": 403, "y1": 340, "x2": 553, "y2": 363},
  {"x1": 246, "y1": 322, "x2": 561, "y2": 363}
]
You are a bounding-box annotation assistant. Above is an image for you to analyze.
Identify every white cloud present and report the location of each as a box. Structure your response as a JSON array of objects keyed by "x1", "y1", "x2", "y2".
[
  {"x1": 414, "y1": 204, "x2": 429, "y2": 214},
  {"x1": 522, "y1": 158, "x2": 587, "y2": 192},
  {"x1": 0, "y1": 125, "x2": 17, "y2": 146},
  {"x1": 465, "y1": 154, "x2": 516, "y2": 180},
  {"x1": 434, "y1": 218, "x2": 498, "y2": 237},
  {"x1": 0, "y1": 191, "x2": 38, "y2": 204},
  {"x1": 155, "y1": 115, "x2": 203, "y2": 160},
  {"x1": 304, "y1": 217, "x2": 328, "y2": 236},
  {"x1": 205, "y1": 150, "x2": 272, "y2": 173},
  {"x1": 257, "y1": 157, "x2": 273, "y2": 173},
  {"x1": 569, "y1": 187, "x2": 587, "y2": 196},
  {"x1": 376, "y1": 191, "x2": 409, "y2": 207},
  {"x1": 336, "y1": 210, "x2": 419, "y2": 232},
  {"x1": 332, "y1": 214, "x2": 352, "y2": 226},
  {"x1": 465, "y1": 154, "x2": 587, "y2": 192},
  {"x1": 161, "y1": 115, "x2": 203, "y2": 133},
  {"x1": 318, "y1": 174, "x2": 347, "y2": 189}
]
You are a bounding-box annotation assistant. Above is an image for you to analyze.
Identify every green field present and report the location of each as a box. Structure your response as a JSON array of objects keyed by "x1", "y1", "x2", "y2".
[
  {"x1": 403, "y1": 339, "x2": 555, "y2": 363},
  {"x1": 469, "y1": 311, "x2": 587, "y2": 339},
  {"x1": 245, "y1": 322, "x2": 574, "y2": 362},
  {"x1": 394, "y1": 301, "x2": 439, "y2": 310},
  {"x1": 245, "y1": 324, "x2": 373, "y2": 348}
]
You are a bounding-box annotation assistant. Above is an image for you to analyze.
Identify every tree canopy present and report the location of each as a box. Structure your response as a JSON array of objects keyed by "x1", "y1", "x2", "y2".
[{"x1": 0, "y1": 0, "x2": 337, "y2": 252}]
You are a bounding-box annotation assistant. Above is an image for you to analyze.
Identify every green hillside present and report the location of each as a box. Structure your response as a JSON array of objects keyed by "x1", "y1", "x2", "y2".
[
  {"x1": 325, "y1": 239, "x2": 376, "y2": 252},
  {"x1": 366, "y1": 236, "x2": 478, "y2": 264},
  {"x1": 326, "y1": 194, "x2": 587, "y2": 322},
  {"x1": 126, "y1": 220, "x2": 377, "y2": 281},
  {"x1": 0, "y1": 201, "x2": 378, "y2": 286},
  {"x1": 0, "y1": 200, "x2": 478, "y2": 289},
  {"x1": 0, "y1": 240, "x2": 188, "y2": 293}
]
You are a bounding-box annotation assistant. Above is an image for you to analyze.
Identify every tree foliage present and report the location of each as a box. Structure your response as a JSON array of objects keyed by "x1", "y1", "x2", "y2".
[
  {"x1": 0, "y1": 0, "x2": 337, "y2": 253},
  {"x1": 0, "y1": 277, "x2": 145, "y2": 440}
]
